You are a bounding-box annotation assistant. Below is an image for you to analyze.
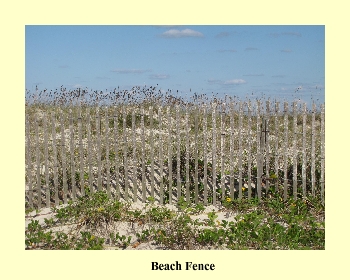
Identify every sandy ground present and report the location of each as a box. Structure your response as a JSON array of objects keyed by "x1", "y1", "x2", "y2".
[{"x1": 25, "y1": 201, "x2": 241, "y2": 250}]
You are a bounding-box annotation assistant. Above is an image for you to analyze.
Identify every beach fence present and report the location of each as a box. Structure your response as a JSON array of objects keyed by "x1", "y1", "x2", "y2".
[{"x1": 25, "y1": 100, "x2": 325, "y2": 209}]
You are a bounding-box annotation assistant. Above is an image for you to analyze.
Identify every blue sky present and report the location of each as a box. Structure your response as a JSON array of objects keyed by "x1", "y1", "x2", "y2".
[{"x1": 25, "y1": 25, "x2": 324, "y2": 104}]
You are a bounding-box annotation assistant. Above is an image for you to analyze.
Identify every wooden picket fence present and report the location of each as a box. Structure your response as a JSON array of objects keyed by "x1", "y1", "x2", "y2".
[{"x1": 25, "y1": 100, "x2": 325, "y2": 209}]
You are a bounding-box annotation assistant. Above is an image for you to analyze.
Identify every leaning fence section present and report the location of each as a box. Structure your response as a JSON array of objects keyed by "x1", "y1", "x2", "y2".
[{"x1": 25, "y1": 100, "x2": 325, "y2": 209}]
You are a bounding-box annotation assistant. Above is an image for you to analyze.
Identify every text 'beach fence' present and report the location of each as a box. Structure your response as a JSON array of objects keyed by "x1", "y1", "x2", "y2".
[{"x1": 25, "y1": 99, "x2": 325, "y2": 210}]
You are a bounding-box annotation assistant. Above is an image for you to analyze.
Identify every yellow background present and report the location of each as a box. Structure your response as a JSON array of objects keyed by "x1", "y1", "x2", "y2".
[{"x1": 0, "y1": 1, "x2": 347, "y2": 279}]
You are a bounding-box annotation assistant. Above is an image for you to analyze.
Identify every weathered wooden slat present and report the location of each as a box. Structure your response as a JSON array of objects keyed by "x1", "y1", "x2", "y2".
[
  {"x1": 96, "y1": 108, "x2": 102, "y2": 191},
  {"x1": 194, "y1": 105, "x2": 199, "y2": 204},
  {"x1": 60, "y1": 111, "x2": 68, "y2": 204},
  {"x1": 265, "y1": 101, "x2": 270, "y2": 195},
  {"x1": 123, "y1": 105, "x2": 129, "y2": 201},
  {"x1": 274, "y1": 102, "x2": 280, "y2": 193},
  {"x1": 113, "y1": 106, "x2": 120, "y2": 200},
  {"x1": 86, "y1": 108, "x2": 93, "y2": 194},
  {"x1": 176, "y1": 105, "x2": 181, "y2": 201},
  {"x1": 256, "y1": 101, "x2": 262, "y2": 200},
  {"x1": 212, "y1": 103, "x2": 217, "y2": 204},
  {"x1": 158, "y1": 107, "x2": 164, "y2": 204},
  {"x1": 238, "y1": 102, "x2": 243, "y2": 200},
  {"x1": 229, "y1": 101, "x2": 235, "y2": 200},
  {"x1": 149, "y1": 106, "x2": 154, "y2": 199},
  {"x1": 105, "y1": 107, "x2": 111, "y2": 198},
  {"x1": 35, "y1": 115, "x2": 41, "y2": 208},
  {"x1": 132, "y1": 109, "x2": 137, "y2": 202},
  {"x1": 185, "y1": 105, "x2": 190, "y2": 202},
  {"x1": 43, "y1": 112, "x2": 50, "y2": 207},
  {"x1": 247, "y1": 101, "x2": 252, "y2": 199},
  {"x1": 51, "y1": 112, "x2": 59, "y2": 206},
  {"x1": 69, "y1": 109, "x2": 76, "y2": 200},
  {"x1": 203, "y1": 105, "x2": 208, "y2": 205},
  {"x1": 320, "y1": 104, "x2": 325, "y2": 203},
  {"x1": 311, "y1": 103, "x2": 316, "y2": 196},
  {"x1": 283, "y1": 102, "x2": 289, "y2": 201},
  {"x1": 78, "y1": 106, "x2": 85, "y2": 197},
  {"x1": 167, "y1": 106, "x2": 173, "y2": 204},
  {"x1": 220, "y1": 103, "x2": 225, "y2": 201},
  {"x1": 25, "y1": 114, "x2": 33, "y2": 208},
  {"x1": 292, "y1": 102, "x2": 298, "y2": 199},
  {"x1": 302, "y1": 103, "x2": 307, "y2": 197},
  {"x1": 141, "y1": 106, "x2": 146, "y2": 203}
]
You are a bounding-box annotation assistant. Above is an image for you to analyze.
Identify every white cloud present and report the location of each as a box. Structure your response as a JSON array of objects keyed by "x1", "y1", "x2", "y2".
[
  {"x1": 224, "y1": 79, "x2": 246, "y2": 85},
  {"x1": 149, "y1": 74, "x2": 169, "y2": 80},
  {"x1": 161, "y1": 28, "x2": 204, "y2": 38},
  {"x1": 111, "y1": 69, "x2": 151, "y2": 74},
  {"x1": 208, "y1": 78, "x2": 246, "y2": 85}
]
